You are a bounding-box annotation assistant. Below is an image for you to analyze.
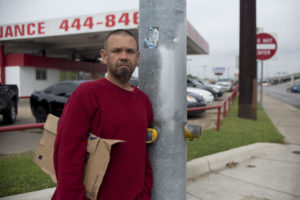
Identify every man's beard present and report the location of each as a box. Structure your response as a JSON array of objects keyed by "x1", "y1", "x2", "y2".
[{"x1": 108, "y1": 62, "x2": 134, "y2": 82}]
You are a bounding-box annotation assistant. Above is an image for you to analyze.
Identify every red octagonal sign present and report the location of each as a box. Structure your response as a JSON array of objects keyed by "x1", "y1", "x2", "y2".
[{"x1": 256, "y1": 33, "x2": 277, "y2": 60}]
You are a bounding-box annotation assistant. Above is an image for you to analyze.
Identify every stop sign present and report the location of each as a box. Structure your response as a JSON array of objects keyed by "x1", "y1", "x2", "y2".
[{"x1": 256, "y1": 33, "x2": 277, "y2": 60}]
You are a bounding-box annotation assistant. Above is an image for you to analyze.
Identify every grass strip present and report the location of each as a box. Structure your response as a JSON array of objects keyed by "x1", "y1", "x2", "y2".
[
  {"x1": 0, "y1": 152, "x2": 56, "y2": 197},
  {"x1": 187, "y1": 99, "x2": 284, "y2": 160}
]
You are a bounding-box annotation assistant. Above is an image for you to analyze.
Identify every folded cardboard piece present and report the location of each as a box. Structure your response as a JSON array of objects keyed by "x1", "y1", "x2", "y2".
[{"x1": 33, "y1": 114, "x2": 123, "y2": 200}]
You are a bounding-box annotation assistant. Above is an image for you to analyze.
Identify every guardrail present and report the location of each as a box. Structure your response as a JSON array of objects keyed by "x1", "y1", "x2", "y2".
[
  {"x1": 0, "y1": 123, "x2": 44, "y2": 132},
  {"x1": 0, "y1": 85, "x2": 239, "y2": 133},
  {"x1": 187, "y1": 84, "x2": 239, "y2": 131}
]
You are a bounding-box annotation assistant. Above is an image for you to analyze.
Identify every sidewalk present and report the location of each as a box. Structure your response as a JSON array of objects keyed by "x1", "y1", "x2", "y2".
[
  {"x1": 186, "y1": 93, "x2": 300, "y2": 200},
  {"x1": 1, "y1": 94, "x2": 300, "y2": 200}
]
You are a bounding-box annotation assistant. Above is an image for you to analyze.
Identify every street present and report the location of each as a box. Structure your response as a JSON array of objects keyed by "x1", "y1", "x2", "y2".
[{"x1": 263, "y1": 82, "x2": 300, "y2": 109}]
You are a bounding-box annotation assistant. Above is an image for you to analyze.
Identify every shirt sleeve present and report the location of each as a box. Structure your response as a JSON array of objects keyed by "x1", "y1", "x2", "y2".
[{"x1": 53, "y1": 83, "x2": 98, "y2": 200}]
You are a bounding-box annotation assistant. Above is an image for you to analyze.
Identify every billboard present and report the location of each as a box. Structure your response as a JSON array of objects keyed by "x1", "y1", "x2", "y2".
[{"x1": 212, "y1": 67, "x2": 225, "y2": 75}]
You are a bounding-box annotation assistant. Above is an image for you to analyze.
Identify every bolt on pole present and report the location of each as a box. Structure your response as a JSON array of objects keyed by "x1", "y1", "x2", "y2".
[{"x1": 138, "y1": 0, "x2": 187, "y2": 199}]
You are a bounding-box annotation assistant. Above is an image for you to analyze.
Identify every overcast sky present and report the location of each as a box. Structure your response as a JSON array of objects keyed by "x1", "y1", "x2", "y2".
[{"x1": 0, "y1": 0, "x2": 299, "y2": 79}]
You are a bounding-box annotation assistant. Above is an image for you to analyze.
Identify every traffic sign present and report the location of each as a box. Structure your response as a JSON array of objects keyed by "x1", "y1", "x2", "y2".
[{"x1": 256, "y1": 33, "x2": 277, "y2": 60}]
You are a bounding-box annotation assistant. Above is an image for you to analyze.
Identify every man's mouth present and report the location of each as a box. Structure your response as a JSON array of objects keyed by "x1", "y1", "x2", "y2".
[{"x1": 118, "y1": 63, "x2": 131, "y2": 68}]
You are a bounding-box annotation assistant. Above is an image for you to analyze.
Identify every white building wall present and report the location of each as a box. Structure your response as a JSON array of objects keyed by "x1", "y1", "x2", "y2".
[
  {"x1": 5, "y1": 66, "x2": 60, "y2": 97},
  {"x1": 5, "y1": 66, "x2": 21, "y2": 94}
]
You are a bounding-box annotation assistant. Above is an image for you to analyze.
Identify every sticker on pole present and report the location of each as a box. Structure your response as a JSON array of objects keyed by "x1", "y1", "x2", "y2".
[
  {"x1": 256, "y1": 33, "x2": 277, "y2": 60},
  {"x1": 144, "y1": 27, "x2": 159, "y2": 48}
]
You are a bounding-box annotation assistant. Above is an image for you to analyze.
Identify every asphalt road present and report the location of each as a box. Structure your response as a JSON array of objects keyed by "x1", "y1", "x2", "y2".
[{"x1": 262, "y1": 81, "x2": 300, "y2": 109}]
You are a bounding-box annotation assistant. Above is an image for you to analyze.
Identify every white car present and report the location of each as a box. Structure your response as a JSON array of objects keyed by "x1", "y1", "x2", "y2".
[
  {"x1": 215, "y1": 81, "x2": 233, "y2": 92},
  {"x1": 187, "y1": 87, "x2": 214, "y2": 105},
  {"x1": 198, "y1": 79, "x2": 226, "y2": 93}
]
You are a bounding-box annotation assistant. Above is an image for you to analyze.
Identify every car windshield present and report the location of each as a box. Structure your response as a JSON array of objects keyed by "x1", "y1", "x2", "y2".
[
  {"x1": 52, "y1": 82, "x2": 80, "y2": 96},
  {"x1": 201, "y1": 80, "x2": 210, "y2": 86},
  {"x1": 190, "y1": 79, "x2": 203, "y2": 87}
]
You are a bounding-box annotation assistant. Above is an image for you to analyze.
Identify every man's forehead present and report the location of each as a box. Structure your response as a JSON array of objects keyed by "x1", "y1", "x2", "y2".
[{"x1": 106, "y1": 34, "x2": 137, "y2": 48}]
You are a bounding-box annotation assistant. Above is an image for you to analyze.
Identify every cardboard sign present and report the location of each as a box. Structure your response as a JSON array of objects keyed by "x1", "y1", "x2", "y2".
[{"x1": 33, "y1": 114, "x2": 123, "y2": 200}]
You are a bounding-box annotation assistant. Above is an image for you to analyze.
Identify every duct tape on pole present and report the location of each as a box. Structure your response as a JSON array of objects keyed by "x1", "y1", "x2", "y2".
[{"x1": 139, "y1": 0, "x2": 187, "y2": 199}]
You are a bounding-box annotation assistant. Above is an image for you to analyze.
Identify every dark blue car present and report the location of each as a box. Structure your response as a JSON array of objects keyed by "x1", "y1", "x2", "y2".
[{"x1": 287, "y1": 84, "x2": 300, "y2": 93}]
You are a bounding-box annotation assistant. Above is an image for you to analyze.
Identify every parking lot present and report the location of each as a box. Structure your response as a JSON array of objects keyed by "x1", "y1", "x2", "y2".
[{"x1": 0, "y1": 92, "x2": 232, "y2": 130}]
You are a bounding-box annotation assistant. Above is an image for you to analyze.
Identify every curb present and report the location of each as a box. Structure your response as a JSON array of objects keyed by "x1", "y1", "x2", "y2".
[
  {"x1": 186, "y1": 142, "x2": 278, "y2": 179},
  {"x1": 0, "y1": 188, "x2": 55, "y2": 200}
]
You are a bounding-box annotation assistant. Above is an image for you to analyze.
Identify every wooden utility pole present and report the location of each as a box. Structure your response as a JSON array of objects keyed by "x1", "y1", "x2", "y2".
[{"x1": 238, "y1": 0, "x2": 257, "y2": 120}]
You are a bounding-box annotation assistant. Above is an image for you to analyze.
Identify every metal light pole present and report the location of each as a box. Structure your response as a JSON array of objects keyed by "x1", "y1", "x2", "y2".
[
  {"x1": 259, "y1": 61, "x2": 264, "y2": 110},
  {"x1": 187, "y1": 57, "x2": 192, "y2": 75},
  {"x1": 138, "y1": 0, "x2": 187, "y2": 199},
  {"x1": 203, "y1": 65, "x2": 207, "y2": 79}
]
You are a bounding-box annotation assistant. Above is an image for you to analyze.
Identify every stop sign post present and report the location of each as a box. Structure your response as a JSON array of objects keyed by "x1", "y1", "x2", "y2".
[{"x1": 256, "y1": 32, "x2": 277, "y2": 109}]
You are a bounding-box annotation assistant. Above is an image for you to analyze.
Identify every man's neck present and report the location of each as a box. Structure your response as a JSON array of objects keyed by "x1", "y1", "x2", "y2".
[{"x1": 106, "y1": 73, "x2": 133, "y2": 91}]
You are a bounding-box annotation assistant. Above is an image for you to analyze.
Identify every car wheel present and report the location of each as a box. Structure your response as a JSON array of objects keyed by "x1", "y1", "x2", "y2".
[
  {"x1": 35, "y1": 106, "x2": 48, "y2": 123},
  {"x1": 3, "y1": 101, "x2": 17, "y2": 124}
]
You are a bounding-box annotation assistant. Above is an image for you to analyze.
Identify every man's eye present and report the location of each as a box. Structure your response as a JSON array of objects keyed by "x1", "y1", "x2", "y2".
[
  {"x1": 112, "y1": 49, "x2": 121, "y2": 53},
  {"x1": 127, "y1": 49, "x2": 136, "y2": 54}
]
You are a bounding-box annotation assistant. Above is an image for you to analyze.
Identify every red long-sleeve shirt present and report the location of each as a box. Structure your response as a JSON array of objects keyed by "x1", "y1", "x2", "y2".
[{"x1": 52, "y1": 78, "x2": 153, "y2": 200}]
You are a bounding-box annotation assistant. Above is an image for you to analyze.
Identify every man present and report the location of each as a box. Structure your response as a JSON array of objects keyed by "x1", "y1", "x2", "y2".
[{"x1": 52, "y1": 29, "x2": 153, "y2": 200}]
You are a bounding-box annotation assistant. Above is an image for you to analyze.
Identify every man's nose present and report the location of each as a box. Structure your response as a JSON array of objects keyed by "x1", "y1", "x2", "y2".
[{"x1": 120, "y1": 51, "x2": 128, "y2": 60}]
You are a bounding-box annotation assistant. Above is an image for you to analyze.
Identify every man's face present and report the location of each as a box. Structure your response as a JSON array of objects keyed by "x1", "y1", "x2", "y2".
[{"x1": 100, "y1": 34, "x2": 140, "y2": 82}]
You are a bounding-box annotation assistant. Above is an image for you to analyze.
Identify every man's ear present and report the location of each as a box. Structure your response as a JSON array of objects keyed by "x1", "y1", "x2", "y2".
[
  {"x1": 100, "y1": 49, "x2": 107, "y2": 64},
  {"x1": 136, "y1": 50, "x2": 140, "y2": 65}
]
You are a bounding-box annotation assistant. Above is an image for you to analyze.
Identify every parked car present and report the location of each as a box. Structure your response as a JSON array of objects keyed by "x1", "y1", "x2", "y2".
[
  {"x1": 187, "y1": 78, "x2": 223, "y2": 98},
  {"x1": 287, "y1": 84, "x2": 300, "y2": 93},
  {"x1": 0, "y1": 84, "x2": 18, "y2": 124},
  {"x1": 187, "y1": 92, "x2": 206, "y2": 116},
  {"x1": 187, "y1": 87, "x2": 214, "y2": 105},
  {"x1": 30, "y1": 81, "x2": 88, "y2": 122},
  {"x1": 215, "y1": 80, "x2": 233, "y2": 92},
  {"x1": 130, "y1": 77, "x2": 207, "y2": 113},
  {"x1": 198, "y1": 79, "x2": 226, "y2": 93}
]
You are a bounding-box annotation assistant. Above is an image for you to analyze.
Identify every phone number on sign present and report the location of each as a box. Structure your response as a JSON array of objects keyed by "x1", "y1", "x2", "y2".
[{"x1": 59, "y1": 12, "x2": 139, "y2": 32}]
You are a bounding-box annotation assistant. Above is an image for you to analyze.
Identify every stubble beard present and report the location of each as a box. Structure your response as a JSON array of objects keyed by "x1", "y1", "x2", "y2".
[{"x1": 108, "y1": 62, "x2": 134, "y2": 83}]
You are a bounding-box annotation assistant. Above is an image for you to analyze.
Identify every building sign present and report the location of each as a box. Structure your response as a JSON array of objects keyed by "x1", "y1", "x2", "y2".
[{"x1": 0, "y1": 10, "x2": 139, "y2": 41}]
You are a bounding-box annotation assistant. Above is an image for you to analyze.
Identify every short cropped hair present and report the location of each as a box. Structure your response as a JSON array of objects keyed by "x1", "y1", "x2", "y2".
[{"x1": 103, "y1": 29, "x2": 138, "y2": 50}]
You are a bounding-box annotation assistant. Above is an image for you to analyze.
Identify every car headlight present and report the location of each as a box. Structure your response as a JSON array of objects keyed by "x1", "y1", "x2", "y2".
[{"x1": 187, "y1": 95, "x2": 197, "y2": 103}]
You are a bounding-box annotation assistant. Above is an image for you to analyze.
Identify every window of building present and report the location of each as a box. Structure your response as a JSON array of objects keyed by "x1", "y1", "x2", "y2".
[{"x1": 36, "y1": 69, "x2": 47, "y2": 80}]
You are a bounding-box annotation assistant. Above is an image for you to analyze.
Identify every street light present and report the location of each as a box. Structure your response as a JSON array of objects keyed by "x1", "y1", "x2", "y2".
[
  {"x1": 203, "y1": 65, "x2": 207, "y2": 79},
  {"x1": 187, "y1": 57, "x2": 192, "y2": 75}
]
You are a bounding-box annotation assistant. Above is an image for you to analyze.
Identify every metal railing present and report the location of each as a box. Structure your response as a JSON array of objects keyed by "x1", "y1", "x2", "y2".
[
  {"x1": 187, "y1": 85, "x2": 239, "y2": 131},
  {"x1": 0, "y1": 122, "x2": 44, "y2": 132}
]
